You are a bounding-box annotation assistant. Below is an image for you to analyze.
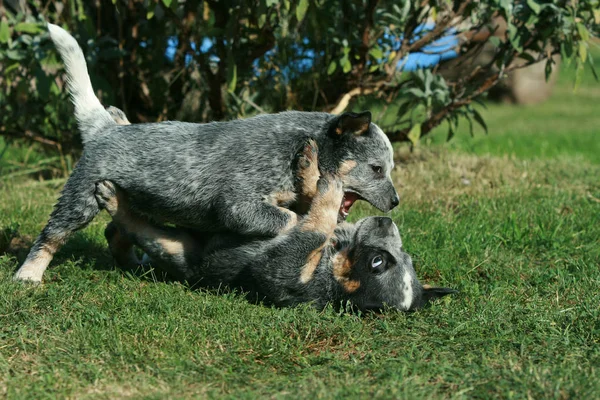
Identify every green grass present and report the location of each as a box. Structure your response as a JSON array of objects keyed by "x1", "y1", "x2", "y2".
[
  {"x1": 424, "y1": 67, "x2": 600, "y2": 163},
  {"x1": 1, "y1": 61, "x2": 600, "y2": 398}
]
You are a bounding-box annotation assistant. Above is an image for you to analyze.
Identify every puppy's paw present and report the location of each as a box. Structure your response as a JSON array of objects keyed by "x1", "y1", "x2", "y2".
[
  {"x1": 316, "y1": 174, "x2": 343, "y2": 199},
  {"x1": 298, "y1": 139, "x2": 318, "y2": 169},
  {"x1": 95, "y1": 180, "x2": 120, "y2": 216},
  {"x1": 296, "y1": 139, "x2": 320, "y2": 199}
]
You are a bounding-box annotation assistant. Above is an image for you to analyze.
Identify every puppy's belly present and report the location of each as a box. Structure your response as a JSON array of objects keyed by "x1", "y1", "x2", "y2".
[{"x1": 116, "y1": 177, "x2": 294, "y2": 233}]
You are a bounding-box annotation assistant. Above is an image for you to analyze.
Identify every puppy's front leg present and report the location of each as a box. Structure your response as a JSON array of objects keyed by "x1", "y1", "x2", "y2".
[
  {"x1": 95, "y1": 181, "x2": 200, "y2": 282},
  {"x1": 220, "y1": 200, "x2": 299, "y2": 237},
  {"x1": 247, "y1": 174, "x2": 344, "y2": 306}
]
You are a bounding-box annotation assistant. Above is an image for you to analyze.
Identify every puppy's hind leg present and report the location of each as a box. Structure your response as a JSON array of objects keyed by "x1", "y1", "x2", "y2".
[
  {"x1": 95, "y1": 180, "x2": 200, "y2": 282},
  {"x1": 14, "y1": 169, "x2": 101, "y2": 283},
  {"x1": 104, "y1": 222, "x2": 140, "y2": 269}
]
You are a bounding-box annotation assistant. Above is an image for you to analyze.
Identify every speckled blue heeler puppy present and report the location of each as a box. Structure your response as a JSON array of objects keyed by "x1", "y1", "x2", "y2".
[
  {"x1": 14, "y1": 24, "x2": 399, "y2": 283},
  {"x1": 93, "y1": 167, "x2": 455, "y2": 312}
]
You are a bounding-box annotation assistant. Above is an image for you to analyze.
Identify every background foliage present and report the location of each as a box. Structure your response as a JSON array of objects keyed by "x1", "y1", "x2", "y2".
[{"x1": 0, "y1": 0, "x2": 598, "y2": 178}]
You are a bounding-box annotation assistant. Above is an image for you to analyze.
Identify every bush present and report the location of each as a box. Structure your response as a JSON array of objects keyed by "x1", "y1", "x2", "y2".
[{"x1": 0, "y1": 0, "x2": 598, "y2": 171}]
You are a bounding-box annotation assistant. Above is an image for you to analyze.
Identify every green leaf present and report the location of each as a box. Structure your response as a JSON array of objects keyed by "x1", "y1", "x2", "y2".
[
  {"x1": 507, "y1": 24, "x2": 522, "y2": 52},
  {"x1": 518, "y1": 52, "x2": 536, "y2": 63},
  {"x1": 446, "y1": 119, "x2": 455, "y2": 141},
  {"x1": 472, "y1": 108, "x2": 488, "y2": 134},
  {"x1": 6, "y1": 49, "x2": 25, "y2": 61},
  {"x1": 341, "y1": 57, "x2": 351, "y2": 73},
  {"x1": 296, "y1": 0, "x2": 309, "y2": 22},
  {"x1": 147, "y1": 10, "x2": 154, "y2": 19},
  {"x1": 228, "y1": 64, "x2": 237, "y2": 93},
  {"x1": 401, "y1": 0, "x2": 411, "y2": 20},
  {"x1": 587, "y1": 53, "x2": 598, "y2": 82},
  {"x1": 266, "y1": 0, "x2": 278, "y2": 7},
  {"x1": 488, "y1": 36, "x2": 501, "y2": 47},
  {"x1": 258, "y1": 13, "x2": 267, "y2": 28},
  {"x1": 579, "y1": 42, "x2": 587, "y2": 63},
  {"x1": 327, "y1": 60, "x2": 337, "y2": 75},
  {"x1": 406, "y1": 88, "x2": 425, "y2": 98},
  {"x1": 4, "y1": 62, "x2": 19, "y2": 74},
  {"x1": 0, "y1": 21, "x2": 10, "y2": 44},
  {"x1": 527, "y1": 0, "x2": 541, "y2": 15},
  {"x1": 576, "y1": 23, "x2": 590, "y2": 42},
  {"x1": 162, "y1": 0, "x2": 173, "y2": 7},
  {"x1": 369, "y1": 47, "x2": 383, "y2": 60},
  {"x1": 396, "y1": 101, "x2": 412, "y2": 119},
  {"x1": 594, "y1": 9, "x2": 600, "y2": 24},
  {"x1": 407, "y1": 124, "x2": 421, "y2": 146},
  {"x1": 545, "y1": 59, "x2": 553, "y2": 81},
  {"x1": 14, "y1": 22, "x2": 40, "y2": 34}
]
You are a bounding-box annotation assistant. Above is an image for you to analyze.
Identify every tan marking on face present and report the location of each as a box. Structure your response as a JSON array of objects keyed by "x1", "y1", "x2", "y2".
[
  {"x1": 338, "y1": 160, "x2": 357, "y2": 177},
  {"x1": 299, "y1": 244, "x2": 325, "y2": 284},
  {"x1": 332, "y1": 250, "x2": 360, "y2": 293}
]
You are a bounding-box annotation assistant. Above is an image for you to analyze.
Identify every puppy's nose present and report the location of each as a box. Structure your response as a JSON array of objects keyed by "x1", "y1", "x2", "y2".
[
  {"x1": 377, "y1": 217, "x2": 393, "y2": 229},
  {"x1": 390, "y1": 193, "x2": 400, "y2": 208}
]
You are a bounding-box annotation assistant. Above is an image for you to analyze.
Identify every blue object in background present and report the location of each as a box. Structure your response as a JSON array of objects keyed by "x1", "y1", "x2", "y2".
[
  {"x1": 398, "y1": 23, "x2": 459, "y2": 71},
  {"x1": 162, "y1": 22, "x2": 459, "y2": 73}
]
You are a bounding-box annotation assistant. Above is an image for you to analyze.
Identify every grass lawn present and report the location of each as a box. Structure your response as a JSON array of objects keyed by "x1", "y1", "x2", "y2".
[{"x1": 1, "y1": 63, "x2": 599, "y2": 398}]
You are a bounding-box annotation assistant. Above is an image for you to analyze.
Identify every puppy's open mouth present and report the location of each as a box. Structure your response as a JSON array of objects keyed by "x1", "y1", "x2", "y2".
[{"x1": 339, "y1": 191, "x2": 362, "y2": 221}]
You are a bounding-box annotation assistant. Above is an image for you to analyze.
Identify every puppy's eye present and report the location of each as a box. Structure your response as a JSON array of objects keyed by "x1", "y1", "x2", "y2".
[
  {"x1": 371, "y1": 255, "x2": 383, "y2": 269},
  {"x1": 371, "y1": 165, "x2": 383, "y2": 175}
]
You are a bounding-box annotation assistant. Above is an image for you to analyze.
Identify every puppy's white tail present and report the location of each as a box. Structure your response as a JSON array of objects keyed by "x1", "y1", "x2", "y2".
[{"x1": 47, "y1": 23, "x2": 115, "y2": 144}]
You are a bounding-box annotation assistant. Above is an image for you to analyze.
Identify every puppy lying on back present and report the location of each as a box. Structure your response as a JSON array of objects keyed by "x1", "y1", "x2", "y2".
[
  {"x1": 94, "y1": 143, "x2": 455, "y2": 312},
  {"x1": 15, "y1": 24, "x2": 399, "y2": 283}
]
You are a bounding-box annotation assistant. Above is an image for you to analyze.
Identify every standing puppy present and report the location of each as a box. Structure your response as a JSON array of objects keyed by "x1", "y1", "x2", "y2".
[
  {"x1": 15, "y1": 24, "x2": 399, "y2": 283},
  {"x1": 93, "y1": 143, "x2": 455, "y2": 312}
]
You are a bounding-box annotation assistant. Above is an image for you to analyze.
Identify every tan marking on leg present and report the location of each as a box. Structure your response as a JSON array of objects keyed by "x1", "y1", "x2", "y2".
[
  {"x1": 280, "y1": 208, "x2": 298, "y2": 233},
  {"x1": 268, "y1": 190, "x2": 297, "y2": 207},
  {"x1": 299, "y1": 244, "x2": 325, "y2": 284},
  {"x1": 301, "y1": 177, "x2": 343, "y2": 235},
  {"x1": 338, "y1": 160, "x2": 357, "y2": 177},
  {"x1": 296, "y1": 139, "x2": 320, "y2": 199},
  {"x1": 156, "y1": 237, "x2": 185, "y2": 256},
  {"x1": 332, "y1": 250, "x2": 360, "y2": 293},
  {"x1": 422, "y1": 284, "x2": 432, "y2": 290},
  {"x1": 14, "y1": 239, "x2": 60, "y2": 283}
]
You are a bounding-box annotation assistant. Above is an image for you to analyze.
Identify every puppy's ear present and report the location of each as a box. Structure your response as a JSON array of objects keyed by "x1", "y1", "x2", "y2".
[
  {"x1": 332, "y1": 111, "x2": 371, "y2": 136},
  {"x1": 420, "y1": 287, "x2": 457, "y2": 307}
]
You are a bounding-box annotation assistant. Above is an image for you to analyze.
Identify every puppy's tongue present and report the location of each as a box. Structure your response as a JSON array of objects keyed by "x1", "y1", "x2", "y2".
[{"x1": 339, "y1": 192, "x2": 360, "y2": 220}]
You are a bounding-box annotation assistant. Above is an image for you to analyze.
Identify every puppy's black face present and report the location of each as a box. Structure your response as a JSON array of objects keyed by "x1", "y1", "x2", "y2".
[{"x1": 334, "y1": 217, "x2": 455, "y2": 312}]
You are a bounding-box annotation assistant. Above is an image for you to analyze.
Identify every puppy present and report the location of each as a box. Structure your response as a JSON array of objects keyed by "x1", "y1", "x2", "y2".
[
  {"x1": 15, "y1": 24, "x2": 399, "y2": 283},
  {"x1": 94, "y1": 146, "x2": 455, "y2": 312}
]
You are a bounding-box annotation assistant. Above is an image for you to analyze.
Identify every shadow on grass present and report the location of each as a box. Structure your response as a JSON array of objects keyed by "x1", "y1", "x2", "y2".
[{"x1": 1, "y1": 224, "x2": 117, "y2": 274}]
